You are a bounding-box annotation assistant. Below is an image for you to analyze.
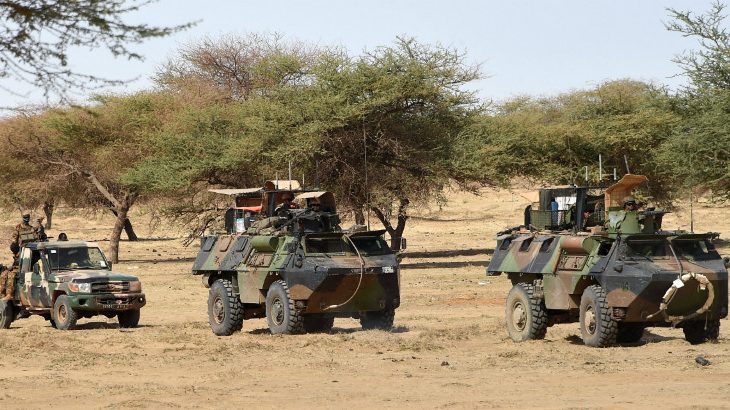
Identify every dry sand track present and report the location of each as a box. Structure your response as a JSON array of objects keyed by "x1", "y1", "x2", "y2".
[{"x1": 0, "y1": 188, "x2": 729, "y2": 409}]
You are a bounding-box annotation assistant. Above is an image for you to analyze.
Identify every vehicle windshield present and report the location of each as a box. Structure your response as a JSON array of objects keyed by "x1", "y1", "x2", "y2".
[
  {"x1": 350, "y1": 236, "x2": 392, "y2": 256},
  {"x1": 48, "y1": 247, "x2": 108, "y2": 270},
  {"x1": 625, "y1": 240, "x2": 670, "y2": 260},
  {"x1": 304, "y1": 236, "x2": 354, "y2": 255},
  {"x1": 673, "y1": 240, "x2": 719, "y2": 262}
]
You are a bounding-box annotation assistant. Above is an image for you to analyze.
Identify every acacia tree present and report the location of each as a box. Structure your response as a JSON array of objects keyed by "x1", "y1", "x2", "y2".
[
  {"x1": 0, "y1": 0, "x2": 193, "y2": 104},
  {"x1": 659, "y1": 2, "x2": 730, "y2": 199},
  {"x1": 0, "y1": 92, "x2": 175, "y2": 262},
  {"x1": 462, "y1": 80, "x2": 680, "y2": 200},
  {"x1": 304, "y1": 37, "x2": 483, "y2": 248}
]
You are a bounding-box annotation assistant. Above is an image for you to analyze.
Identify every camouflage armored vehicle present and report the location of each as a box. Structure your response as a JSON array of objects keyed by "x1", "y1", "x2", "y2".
[
  {"x1": 0, "y1": 239, "x2": 146, "y2": 330},
  {"x1": 488, "y1": 174, "x2": 729, "y2": 347},
  {"x1": 193, "y1": 180, "x2": 401, "y2": 336}
]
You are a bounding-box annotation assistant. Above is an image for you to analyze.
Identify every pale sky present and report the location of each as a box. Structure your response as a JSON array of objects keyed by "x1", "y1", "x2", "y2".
[{"x1": 2, "y1": 0, "x2": 715, "y2": 108}]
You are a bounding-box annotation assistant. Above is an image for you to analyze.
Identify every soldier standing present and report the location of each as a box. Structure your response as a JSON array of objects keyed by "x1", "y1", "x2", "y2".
[
  {"x1": 10, "y1": 213, "x2": 39, "y2": 261},
  {"x1": 0, "y1": 262, "x2": 16, "y2": 301}
]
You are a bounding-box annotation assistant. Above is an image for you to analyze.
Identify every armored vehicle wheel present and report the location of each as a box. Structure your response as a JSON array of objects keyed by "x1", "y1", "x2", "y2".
[
  {"x1": 360, "y1": 308, "x2": 395, "y2": 331},
  {"x1": 0, "y1": 300, "x2": 14, "y2": 329},
  {"x1": 579, "y1": 285, "x2": 617, "y2": 347},
  {"x1": 616, "y1": 324, "x2": 644, "y2": 344},
  {"x1": 118, "y1": 309, "x2": 141, "y2": 328},
  {"x1": 266, "y1": 280, "x2": 304, "y2": 334},
  {"x1": 208, "y1": 279, "x2": 244, "y2": 336},
  {"x1": 504, "y1": 283, "x2": 547, "y2": 342},
  {"x1": 53, "y1": 295, "x2": 78, "y2": 330},
  {"x1": 303, "y1": 315, "x2": 335, "y2": 333},
  {"x1": 683, "y1": 319, "x2": 720, "y2": 344}
]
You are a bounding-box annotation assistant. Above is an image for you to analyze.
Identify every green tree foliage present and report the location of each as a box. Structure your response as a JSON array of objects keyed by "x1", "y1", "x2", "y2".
[
  {"x1": 0, "y1": 92, "x2": 175, "y2": 262},
  {"x1": 135, "y1": 35, "x2": 483, "y2": 248},
  {"x1": 462, "y1": 80, "x2": 681, "y2": 199},
  {"x1": 0, "y1": 0, "x2": 193, "y2": 103},
  {"x1": 660, "y1": 2, "x2": 730, "y2": 199}
]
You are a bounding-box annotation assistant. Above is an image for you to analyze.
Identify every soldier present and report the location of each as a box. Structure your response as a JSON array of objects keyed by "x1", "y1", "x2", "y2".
[
  {"x1": 623, "y1": 196, "x2": 639, "y2": 212},
  {"x1": 275, "y1": 192, "x2": 298, "y2": 216},
  {"x1": 10, "y1": 213, "x2": 38, "y2": 260},
  {"x1": 0, "y1": 262, "x2": 15, "y2": 301},
  {"x1": 34, "y1": 216, "x2": 47, "y2": 241}
]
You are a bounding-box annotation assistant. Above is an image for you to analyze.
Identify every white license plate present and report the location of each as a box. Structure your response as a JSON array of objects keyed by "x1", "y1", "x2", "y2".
[
  {"x1": 382, "y1": 266, "x2": 394, "y2": 273},
  {"x1": 102, "y1": 304, "x2": 126, "y2": 309}
]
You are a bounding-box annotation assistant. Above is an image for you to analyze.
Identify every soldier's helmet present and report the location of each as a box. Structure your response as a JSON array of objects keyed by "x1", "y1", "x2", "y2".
[
  {"x1": 623, "y1": 196, "x2": 636, "y2": 206},
  {"x1": 22, "y1": 213, "x2": 30, "y2": 222}
]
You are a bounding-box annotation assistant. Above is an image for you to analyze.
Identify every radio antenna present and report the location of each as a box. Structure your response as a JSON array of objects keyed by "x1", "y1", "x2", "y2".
[{"x1": 364, "y1": 119, "x2": 370, "y2": 230}]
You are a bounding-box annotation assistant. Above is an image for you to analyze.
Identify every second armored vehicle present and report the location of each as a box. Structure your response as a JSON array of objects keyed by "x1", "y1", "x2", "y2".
[
  {"x1": 193, "y1": 181, "x2": 401, "y2": 336},
  {"x1": 488, "y1": 174, "x2": 728, "y2": 347}
]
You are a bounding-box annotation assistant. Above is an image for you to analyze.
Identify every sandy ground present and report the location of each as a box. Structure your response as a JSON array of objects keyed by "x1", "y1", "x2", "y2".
[{"x1": 0, "y1": 188, "x2": 729, "y2": 409}]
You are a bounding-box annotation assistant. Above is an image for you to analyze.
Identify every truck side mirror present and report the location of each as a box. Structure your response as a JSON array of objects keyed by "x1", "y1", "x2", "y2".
[
  {"x1": 400, "y1": 237, "x2": 407, "y2": 250},
  {"x1": 108, "y1": 262, "x2": 113, "y2": 270}
]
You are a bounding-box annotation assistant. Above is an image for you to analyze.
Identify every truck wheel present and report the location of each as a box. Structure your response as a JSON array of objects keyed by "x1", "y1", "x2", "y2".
[
  {"x1": 0, "y1": 300, "x2": 14, "y2": 329},
  {"x1": 303, "y1": 315, "x2": 335, "y2": 333},
  {"x1": 579, "y1": 285, "x2": 617, "y2": 347},
  {"x1": 360, "y1": 308, "x2": 395, "y2": 331},
  {"x1": 118, "y1": 309, "x2": 141, "y2": 328},
  {"x1": 616, "y1": 324, "x2": 644, "y2": 343},
  {"x1": 266, "y1": 280, "x2": 304, "y2": 334},
  {"x1": 53, "y1": 295, "x2": 78, "y2": 330},
  {"x1": 504, "y1": 283, "x2": 547, "y2": 341},
  {"x1": 208, "y1": 279, "x2": 244, "y2": 336},
  {"x1": 683, "y1": 319, "x2": 720, "y2": 344}
]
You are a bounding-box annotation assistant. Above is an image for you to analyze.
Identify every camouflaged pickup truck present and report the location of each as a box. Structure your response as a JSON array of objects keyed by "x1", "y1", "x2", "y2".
[{"x1": 0, "y1": 240, "x2": 146, "y2": 330}]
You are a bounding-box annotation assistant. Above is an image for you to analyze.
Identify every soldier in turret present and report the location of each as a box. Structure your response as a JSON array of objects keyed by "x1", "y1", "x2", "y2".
[{"x1": 623, "y1": 196, "x2": 639, "y2": 212}]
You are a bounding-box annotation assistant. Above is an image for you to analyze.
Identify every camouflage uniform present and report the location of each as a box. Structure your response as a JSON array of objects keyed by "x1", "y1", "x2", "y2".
[
  {"x1": 11, "y1": 214, "x2": 39, "y2": 257},
  {"x1": 0, "y1": 263, "x2": 16, "y2": 301}
]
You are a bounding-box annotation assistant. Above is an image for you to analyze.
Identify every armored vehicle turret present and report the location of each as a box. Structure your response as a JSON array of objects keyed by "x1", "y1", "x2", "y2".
[
  {"x1": 488, "y1": 174, "x2": 728, "y2": 347},
  {"x1": 193, "y1": 180, "x2": 401, "y2": 336}
]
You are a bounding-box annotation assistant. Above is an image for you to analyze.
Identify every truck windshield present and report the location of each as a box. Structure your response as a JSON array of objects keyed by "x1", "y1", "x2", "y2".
[
  {"x1": 350, "y1": 236, "x2": 392, "y2": 256},
  {"x1": 48, "y1": 247, "x2": 108, "y2": 270},
  {"x1": 625, "y1": 240, "x2": 670, "y2": 260},
  {"x1": 673, "y1": 240, "x2": 719, "y2": 262}
]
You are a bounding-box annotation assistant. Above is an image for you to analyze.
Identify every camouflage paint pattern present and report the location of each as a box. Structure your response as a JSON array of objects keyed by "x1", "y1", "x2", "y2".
[
  {"x1": 192, "y1": 231, "x2": 400, "y2": 315},
  {"x1": 489, "y1": 174, "x2": 729, "y2": 330},
  {"x1": 6, "y1": 240, "x2": 146, "y2": 323}
]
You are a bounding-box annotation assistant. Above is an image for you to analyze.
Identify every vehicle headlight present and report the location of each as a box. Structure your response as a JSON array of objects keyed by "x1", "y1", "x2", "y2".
[
  {"x1": 68, "y1": 282, "x2": 91, "y2": 293},
  {"x1": 129, "y1": 281, "x2": 142, "y2": 292}
]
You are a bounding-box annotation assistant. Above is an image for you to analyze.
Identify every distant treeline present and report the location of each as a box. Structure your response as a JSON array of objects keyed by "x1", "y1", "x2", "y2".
[{"x1": 1, "y1": 5, "x2": 728, "y2": 261}]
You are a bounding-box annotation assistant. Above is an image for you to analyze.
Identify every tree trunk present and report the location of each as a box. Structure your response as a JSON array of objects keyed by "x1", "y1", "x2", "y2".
[
  {"x1": 43, "y1": 199, "x2": 54, "y2": 229},
  {"x1": 371, "y1": 197, "x2": 410, "y2": 251},
  {"x1": 109, "y1": 204, "x2": 130, "y2": 264},
  {"x1": 110, "y1": 206, "x2": 138, "y2": 241},
  {"x1": 354, "y1": 208, "x2": 365, "y2": 226},
  {"x1": 123, "y1": 217, "x2": 138, "y2": 241}
]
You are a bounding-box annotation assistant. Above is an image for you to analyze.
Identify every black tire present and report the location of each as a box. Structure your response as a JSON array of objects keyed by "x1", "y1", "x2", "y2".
[
  {"x1": 579, "y1": 285, "x2": 617, "y2": 347},
  {"x1": 118, "y1": 309, "x2": 141, "y2": 328},
  {"x1": 303, "y1": 315, "x2": 335, "y2": 333},
  {"x1": 208, "y1": 279, "x2": 244, "y2": 336},
  {"x1": 266, "y1": 280, "x2": 303, "y2": 334},
  {"x1": 616, "y1": 324, "x2": 644, "y2": 344},
  {"x1": 683, "y1": 319, "x2": 720, "y2": 344},
  {"x1": 360, "y1": 308, "x2": 395, "y2": 331},
  {"x1": 504, "y1": 283, "x2": 548, "y2": 342},
  {"x1": 0, "y1": 300, "x2": 14, "y2": 329},
  {"x1": 53, "y1": 295, "x2": 78, "y2": 330}
]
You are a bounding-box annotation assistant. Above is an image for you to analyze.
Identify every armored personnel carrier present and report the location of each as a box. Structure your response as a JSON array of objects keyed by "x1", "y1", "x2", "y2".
[
  {"x1": 193, "y1": 180, "x2": 401, "y2": 336},
  {"x1": 487, "y1": 174, "x2": 728, "y2": 347}
]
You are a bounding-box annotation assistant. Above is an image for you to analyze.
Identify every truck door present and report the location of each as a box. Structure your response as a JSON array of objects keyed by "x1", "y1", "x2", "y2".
[{"x1": 23, "y1": 249, "x2": 49, "y2": 308}]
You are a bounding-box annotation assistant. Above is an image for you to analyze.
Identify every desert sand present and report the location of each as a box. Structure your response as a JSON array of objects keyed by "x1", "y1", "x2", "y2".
[{"x1": 0, "y1": 187, "x2": 729, "y2": 409}]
